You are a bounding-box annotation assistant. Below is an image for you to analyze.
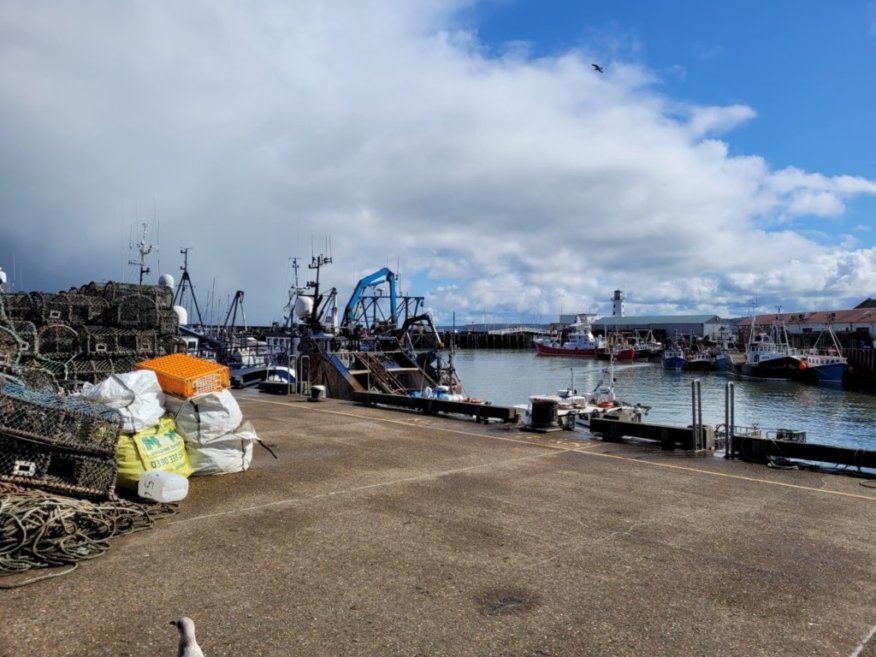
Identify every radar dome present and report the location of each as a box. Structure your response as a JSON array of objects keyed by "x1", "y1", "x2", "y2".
[
  {"x1": 173, "y1": 305, "x2": 188, "y2": 326},
  {"x1": 294, "y1": 296, "x2": 314, "y2": 320},
  {"x1": 158, "y1": 273, "x2": 175, "y2": 289},
  {"x1": 0, "y1": 268, "x2": 6, "y2": 286}
]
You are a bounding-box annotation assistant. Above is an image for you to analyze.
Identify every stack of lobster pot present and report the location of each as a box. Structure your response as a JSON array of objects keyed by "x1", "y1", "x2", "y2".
[
  {"x1": 0, "y1": 378, "x2": 123, "y2": 499},
  {"x1": 0, "y1": 281, "x2": 183, "y2": 388}
]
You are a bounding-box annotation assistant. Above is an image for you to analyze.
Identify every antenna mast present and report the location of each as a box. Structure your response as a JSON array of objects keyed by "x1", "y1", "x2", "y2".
[
  {"x1": 128, "y1": 222, "x2": 153, "y2": 285},
  {"x1": 173, "y1": 247, "x2": 205, "y2": 326}
]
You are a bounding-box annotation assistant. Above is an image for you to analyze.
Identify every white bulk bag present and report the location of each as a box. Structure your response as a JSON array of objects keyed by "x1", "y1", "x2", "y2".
[
  {"x1": 81, "y1": 370, "x2": 165, "y2": 433},
  {"x1": 165, "y1": 388, "x2": 243, "y2": 444},
  {"x1": 186, "y1": 421, "x2": 259, "y2": 476}
]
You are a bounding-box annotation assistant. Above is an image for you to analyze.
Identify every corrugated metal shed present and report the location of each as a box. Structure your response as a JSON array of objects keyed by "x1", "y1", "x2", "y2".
[{"x1": 593, "y1": 315, "x2": 723, "y2": 326}]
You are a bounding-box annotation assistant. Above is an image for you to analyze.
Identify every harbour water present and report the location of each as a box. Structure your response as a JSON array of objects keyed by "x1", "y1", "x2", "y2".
[{"x1": 452, "y1": 349, "x2": 876, "y2": 452}]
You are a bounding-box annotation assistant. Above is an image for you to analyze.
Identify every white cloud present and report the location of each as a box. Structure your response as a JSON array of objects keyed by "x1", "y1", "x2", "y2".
[{"x1": 1, "y1": 0, "x2": 875, "y2": 326}]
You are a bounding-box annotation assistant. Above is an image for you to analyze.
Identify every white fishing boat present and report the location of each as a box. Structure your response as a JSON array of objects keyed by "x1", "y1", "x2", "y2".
[
  {"x1": 520, "y1": 363, "x2": 650, "y2": 431},
  {"x1": 533, "y1": 314, "x2": 604, "y2": 357},
  {"x1": 738, "y1": 315, "x2": 804, "y2": 380}
]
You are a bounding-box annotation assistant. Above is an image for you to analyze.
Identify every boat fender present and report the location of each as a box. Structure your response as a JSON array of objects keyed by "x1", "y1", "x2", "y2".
[{"x1": 798, "y1": 360, "x2": 808, "y2": 370}]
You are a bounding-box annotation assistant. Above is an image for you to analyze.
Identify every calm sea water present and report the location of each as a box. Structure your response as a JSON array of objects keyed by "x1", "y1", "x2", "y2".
[{"x1": 450, "y1": 349, "x2": 876, "y2": 451}]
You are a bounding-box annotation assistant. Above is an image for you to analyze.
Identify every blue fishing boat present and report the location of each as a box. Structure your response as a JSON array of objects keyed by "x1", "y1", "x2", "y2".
[{"x1": 662, "y1": 343, "x2": 686, "y2": 370}]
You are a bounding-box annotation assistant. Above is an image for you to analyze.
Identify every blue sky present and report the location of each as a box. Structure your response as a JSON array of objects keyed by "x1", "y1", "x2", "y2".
[
  {"x1": 473, "y1": 1, "x2": 876, "y2": 179},
  {"x1": 1, "y1": 1, "x2": 876, "y2": 325}
]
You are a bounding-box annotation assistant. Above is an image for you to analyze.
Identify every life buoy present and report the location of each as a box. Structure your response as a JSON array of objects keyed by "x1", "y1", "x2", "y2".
[{"x1": 798, "y1": 361, "x2": 808, "y2": 370}]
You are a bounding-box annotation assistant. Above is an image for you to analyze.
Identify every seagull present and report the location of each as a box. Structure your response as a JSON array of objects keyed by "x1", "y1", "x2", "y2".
[
  {"x1": 592, "y1": 63, "x2": 604, "y2": 73},
  {"x1": 171, "y1": 617, "x2": 205, "y2": 657}
]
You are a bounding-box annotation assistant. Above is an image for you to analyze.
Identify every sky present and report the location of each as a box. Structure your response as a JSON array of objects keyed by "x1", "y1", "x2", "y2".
[{"x1": 1, "y1": 0, "x2": 876, "y2": 327}]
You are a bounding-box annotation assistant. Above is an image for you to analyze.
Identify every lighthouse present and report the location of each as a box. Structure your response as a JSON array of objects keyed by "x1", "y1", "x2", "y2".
[{"x1": 612, "y1": 290, "x2": 625, "y2": 317}]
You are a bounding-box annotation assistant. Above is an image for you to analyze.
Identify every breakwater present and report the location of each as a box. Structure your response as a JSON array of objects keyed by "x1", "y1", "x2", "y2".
[{"x1": 437, "y1": 330, "x2": 535, "y2": 350}]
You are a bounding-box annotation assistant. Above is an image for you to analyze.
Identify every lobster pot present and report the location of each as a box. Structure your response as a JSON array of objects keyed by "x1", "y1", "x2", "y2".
[
  {"x1": 0, "y1": 431, "x2": 118, "y2": 499},
  {"x1": 14, "y1": 363, "x2": 63, "y2": 394},
  {"x1": 33, "y1": 292, "x2": 70, "y2": 324},
  {"x1": 37, "y1": 324, "x2": 80, "y2": 358},
  {"x1": 0, "y1": 382, "x2": 122, "y2": 455},
  {"x1": 80, "y1": 326, "x2": 161, "y2": 357},
  {"x1": 76, "y1": 281, "x2": 102, "y2": 297},
  {"x1": 0, "y1": 326, "x2": 24, "y2": 364},
  {"x1": 159, "y1": 334, "x2": 186, "y2": 356},
  {"x1": 64, "y1": 293, "x2": 109, "y2": 326},
  {"x1": 12, "y1": 321, "x2": 37, "y2": 355},
  {"x1": 2, "y1": 292, "x2": 39, "y2": 321},
  {"x1": 102, "y1": 281, "x2": 173, "y2": 309},
  {"x1": 17, "y1": 356, "x2": 69, "y2": 383},
  {"x1": 69, "y1": 356, "x2": 140, "y2": 383},
  {"x1": 106, "y1": 294, "x2": 160, "y2": 329},
  {"x1": 157, "y1": 308, "x2": 179, "y2": 335}
]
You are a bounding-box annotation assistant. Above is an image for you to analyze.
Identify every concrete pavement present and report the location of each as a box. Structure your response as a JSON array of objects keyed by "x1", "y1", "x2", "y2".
[{"x1": 2, "y1": 390, "x2": 876, "y2": 657}]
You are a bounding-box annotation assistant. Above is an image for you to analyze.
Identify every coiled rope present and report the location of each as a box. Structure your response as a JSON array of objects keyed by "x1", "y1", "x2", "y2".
[{"x1": 0, "y1": 482, "x2": 177, "y2": 588}]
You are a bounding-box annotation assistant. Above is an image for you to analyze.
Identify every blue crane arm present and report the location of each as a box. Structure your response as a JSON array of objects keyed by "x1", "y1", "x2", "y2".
[{"x1": 342, "y1": 267, "x2": 398, "y2": 328}]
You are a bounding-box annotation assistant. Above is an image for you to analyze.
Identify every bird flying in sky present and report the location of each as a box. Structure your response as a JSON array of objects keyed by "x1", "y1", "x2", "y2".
[{"x1": 592, "y1": 63, "x2": 604, "y2": 73}]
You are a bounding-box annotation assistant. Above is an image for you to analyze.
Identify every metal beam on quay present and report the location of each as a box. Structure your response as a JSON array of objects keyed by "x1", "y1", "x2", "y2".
[
  {"x1": 732, "y1": 434, "x2": 876, "y2": 469},
  {"x1": 589, "y1": 417, "x2": 706, "y2": 451},
  {"x1": 352, "y1": 390, "x2": 520, "y2": 423}
]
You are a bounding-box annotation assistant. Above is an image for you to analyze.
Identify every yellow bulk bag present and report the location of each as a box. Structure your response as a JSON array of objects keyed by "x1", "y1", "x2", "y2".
[{"x1": 116, "y1": 416, "x2": 193, "y2": 490}]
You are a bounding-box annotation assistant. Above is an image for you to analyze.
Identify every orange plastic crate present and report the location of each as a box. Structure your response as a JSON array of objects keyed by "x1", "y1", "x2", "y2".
[{"x1": 135, "y1": 353, "x2": 229, "y2": 398}]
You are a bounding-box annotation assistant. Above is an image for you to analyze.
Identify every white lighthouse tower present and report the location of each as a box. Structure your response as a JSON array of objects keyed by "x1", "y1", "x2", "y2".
[{"x1": 612, "y1": 290, "x2": 625, "y2": 317}]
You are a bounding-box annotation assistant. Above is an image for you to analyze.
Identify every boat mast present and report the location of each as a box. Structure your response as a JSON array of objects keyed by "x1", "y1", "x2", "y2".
[{"x1": 128, "y1": 222, "x2": 153, "y2": 285}]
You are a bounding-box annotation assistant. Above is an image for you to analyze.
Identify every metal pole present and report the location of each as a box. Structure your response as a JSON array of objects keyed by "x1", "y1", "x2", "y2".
[
  {"x1": 724, "y1": 382, "x2": 730, "y2": 458},
  {"x1": 730, "y1": 382, "x2": 735, "y2": 459},
  {"x1": 691, "y1": 381, "x2": 697, "y2": 450},
  {"x1": 696, "y1": 380, "x2": 703, "y2": 451}
]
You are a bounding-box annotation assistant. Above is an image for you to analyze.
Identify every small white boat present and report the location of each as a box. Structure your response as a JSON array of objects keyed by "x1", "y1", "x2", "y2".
[
  {"x1": 258, "y1": 365, "x2": 296, "y2": 394},
  {"x1": 520, "y1": 363, "x2": 650, "y2": 431}
]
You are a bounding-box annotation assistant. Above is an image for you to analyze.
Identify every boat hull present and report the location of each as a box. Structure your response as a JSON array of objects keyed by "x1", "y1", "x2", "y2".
[
  {"x1": 663, "y1": 356, "x2": 685, "y2": 370},
  {"x1": 683, "y1": 358, "x2": 715, "y2": 372},
  {"x1": 597, "y1": 348, "x2": 635, "y2": 361},
  {"x1": 802, "y1": 361, "x2": 848, "y2": 384},
  {"x1": 737, "y1": 357, "x2": 802, "y2": 380},
  {"x1": 534, "y1": 342, "x2": 599, "y2": 357}
]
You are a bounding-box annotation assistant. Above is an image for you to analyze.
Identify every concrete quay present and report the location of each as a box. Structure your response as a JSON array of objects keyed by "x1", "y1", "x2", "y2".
[{"x1": 3, "y1": 391, "x2": 876, "y2": 657}]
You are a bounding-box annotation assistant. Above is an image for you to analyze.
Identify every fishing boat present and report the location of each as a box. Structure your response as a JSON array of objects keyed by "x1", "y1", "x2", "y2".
[
  {"x1": 737, "y1": 316, "x2": 804, "y2": 380},
  {"x1": 520, "y1": 363, "x2": 650, "y2": 431},
  {"x1": 632, "y1": 329, "x2": 663, "y2": 359},
  {"x1": 800, "y1": 327, "x2": 848, "y2": 384},
  {"x1": 533, "y1": 314, "x2": 604, "y2": 356},
  {"x1": 662, "y1": 343, "x2": 686, "y2": 370},
  {"x1": 597, "y1": 332, "x2": 636, "y2": 361},
  {"x1": 683, "y1": 345, "x2": 715, "y2": 371}
]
